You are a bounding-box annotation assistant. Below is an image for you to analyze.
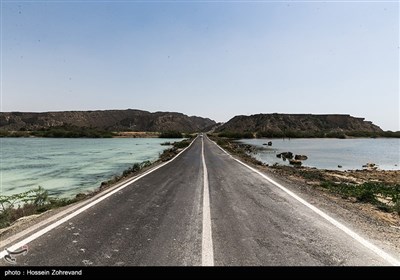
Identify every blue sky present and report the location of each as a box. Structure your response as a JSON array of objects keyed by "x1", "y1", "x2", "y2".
[{"x1": 1, "y1": 1, "x2": 399, "y2": 130}]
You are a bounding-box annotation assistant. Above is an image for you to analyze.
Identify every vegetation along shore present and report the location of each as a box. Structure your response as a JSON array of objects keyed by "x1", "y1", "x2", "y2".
[
  {"x1": 208, "y1": 134, "x2": 400, "y2": 226},
  {"x1": 1, "y1": 111, "x2": 399, "y2": 235},
  {"x1": 0, "y1": 137, "x2": 193, "y2": 231}
]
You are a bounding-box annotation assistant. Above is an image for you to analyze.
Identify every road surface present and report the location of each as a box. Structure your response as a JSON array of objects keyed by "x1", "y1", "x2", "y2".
[{"x1": 1, "y1": 135, "x2": 399, "y2": 266}]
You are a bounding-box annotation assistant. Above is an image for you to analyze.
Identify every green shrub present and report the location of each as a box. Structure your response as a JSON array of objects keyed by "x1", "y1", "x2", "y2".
[
  {"x1": 256, "y1": 130, "x2": 284, "y2": 138},
  {"x1": 377, "y1": 204, "x2": 391, "y2": 213},
  {"x1": 325, "y1": 131, "x2": 346, "y2": 139},
  {"x1": 379, "y1": 131, "x2": 400, "y2": 138},
  {"x1": 256, "y1": 130, "x2": 325, "y2": 138},
  {"x1": 394, "y1": 201, "x2": 400, "y2": 215},
  {"x1": 0, "y1": 130, "x2": 10, "y2": 137},
  {"x1": 217, "y1": 139, "x2": 228, "y2": 146},
  {"x1": 0, "y1": 186, "x2": 57, "y2": 228},
  {"x1": 121, "y1": 161, "x2": 151, "y2": 177},
  {"x1": 356, "y1": 189, "x2": 376, "y2": 203},
  {"x1": 319, "y1": 181, "x2": 399, "y2": 214},
  {"x1": 346, "y1": 131, "x2": 375, "y2": 138},
  {"x1": 173, "y1": 140, "x2": 190, "y2": 149},
  {"x1": 33, "y1": 186, "x2": 49, "y2": 207},
  {"x1": 159, "y1": 131, "x2": 183, "y2": 138},
  {"x1": 30, "y1": 125, "x2": 114, "y2": 138}
]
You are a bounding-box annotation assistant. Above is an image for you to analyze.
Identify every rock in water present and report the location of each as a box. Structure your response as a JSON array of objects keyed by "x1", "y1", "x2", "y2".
[
  {"x1": 282, "y1": 152, "x2": 293, "y2": 159},
  {"x1": 295, "y1": 155, "x2": 308, "y2": 160},
  {"x1": 277, "y1": 152, "x2": 293, "y2": 160},
  {"x1": 362, "y1": 163, "x2": 378, "y2": 170}
]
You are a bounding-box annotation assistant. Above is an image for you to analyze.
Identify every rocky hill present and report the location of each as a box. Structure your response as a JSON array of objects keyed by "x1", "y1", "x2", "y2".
[
  {"x1": 0, "y1": 109, "x2": 216, "y2": 133},
  {"x1": 216, "y1": 114, "x2": 383, "y2": 136}
]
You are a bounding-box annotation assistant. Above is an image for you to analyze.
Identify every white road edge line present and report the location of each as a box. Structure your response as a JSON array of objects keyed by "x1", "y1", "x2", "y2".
[
  {"x1": 0, "y1": 137, "x2": 198, "y2": 260},
  {"x1": 201, "y1": 136, "x2": 214, "y2": 266},
  {"x1": 208, "y1": 136, "x2": 400, "y2": 266}
]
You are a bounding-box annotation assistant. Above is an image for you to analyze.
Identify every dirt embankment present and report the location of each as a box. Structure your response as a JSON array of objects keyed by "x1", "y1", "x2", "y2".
[
  {"x1": 266, "y1": 163, "x2": 400, "y2": 228},
  {"x1": 270, "y1": 166, "x2": 399, "y2": 186}
]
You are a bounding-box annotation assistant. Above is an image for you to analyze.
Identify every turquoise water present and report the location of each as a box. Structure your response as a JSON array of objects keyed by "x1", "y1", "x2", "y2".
[
  {"x1": 239, "y1": 138, "x2": 400, "y2": 171},
  {"x1": 0, "y1": 138, "x2": 179, "y2": 197}
]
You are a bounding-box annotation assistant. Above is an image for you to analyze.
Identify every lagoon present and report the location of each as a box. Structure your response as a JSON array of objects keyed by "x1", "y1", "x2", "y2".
[
  {"x1": 1, "y1": 138, "x2": 177, "y2": 197},
  {"x1": 239, "y1": 138, "x2": 400, "y2": 171}
]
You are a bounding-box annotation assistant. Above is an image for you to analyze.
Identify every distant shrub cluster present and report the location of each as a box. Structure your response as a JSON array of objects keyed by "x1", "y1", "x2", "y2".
[
  {"x1": 0, "y1": 130, "x2": 30, "y2": 137},
  {"x1": 256, "y1": 130, "x2": 346, "y2": 138},
  {"x1": 158, "y1": 139, "x2": 192, "y2": 161},
  {"x1": 376, "y1": 131, "x2": 400, "y2": 138},
  {"x1": 31, "y1": 125, "x2": 115, "y2": 138},
  {"x1": 0, "y1": 125, "x2": 115, "y2": 138},
  {"x1": 159, "y1": 131, "x2": 183, "y2": 138}
]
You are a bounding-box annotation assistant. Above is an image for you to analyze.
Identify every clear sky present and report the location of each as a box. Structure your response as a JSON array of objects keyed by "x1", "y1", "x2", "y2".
[{"x1": 1, "y1": 0, "x2": 399, "y2": 130}]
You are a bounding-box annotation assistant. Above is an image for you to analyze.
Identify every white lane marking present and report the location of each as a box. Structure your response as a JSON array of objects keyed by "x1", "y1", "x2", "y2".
[
  {"x1": 207, "y1": 137, "x2": 400, "y2": 266},
  {"x1": 201, "y1": 136, "x2": 214, "y2": 266},
  {"x1": 0, "y1": 137, "x2": 198, "y2": 260}
]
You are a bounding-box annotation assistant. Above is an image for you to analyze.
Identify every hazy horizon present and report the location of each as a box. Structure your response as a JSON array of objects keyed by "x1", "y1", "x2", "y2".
[{"x1": 2, "y1": 1, "x2": 399, "y2": 130}]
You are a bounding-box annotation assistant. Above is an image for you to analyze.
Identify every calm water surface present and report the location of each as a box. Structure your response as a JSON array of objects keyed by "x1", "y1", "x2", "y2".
[
  {"x1": 1, "y1": 138, "x2": 178, "y2": 197},
  {"x1": 239, "y1": 138, "x2": 400, "y2": 171}
]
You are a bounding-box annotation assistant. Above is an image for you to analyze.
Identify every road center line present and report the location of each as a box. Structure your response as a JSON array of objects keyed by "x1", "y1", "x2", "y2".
[
  {"x1": 209, "y1": 137, "x2": 400, "y2": 266},
  {"x1": 201, "y1": 136, "x2": 214, "y2": 266}
]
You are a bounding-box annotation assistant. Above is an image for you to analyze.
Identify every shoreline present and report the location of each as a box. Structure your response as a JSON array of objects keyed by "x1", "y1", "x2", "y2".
[
  {"x1": 113, "y1": 131, "x2": 160, "y2": 138},
  {"x1": 1, "y1": 129, "x2": 400, "y2": 139},
  {"x1": 0, "y1": 130, "x2": 195, "y2": 139},
  {"x1": 235, "y1": 137, "x2": 399, "y2": 171},
  {"x1": 0, "y1": 138, "x2": 193, "y2": 234},
  {"x1": 209, "y1": 136, "x2": 400, "y2": 222},
  {"x1": 1, "y1": 135, "x2": 398, "y2": 240}
]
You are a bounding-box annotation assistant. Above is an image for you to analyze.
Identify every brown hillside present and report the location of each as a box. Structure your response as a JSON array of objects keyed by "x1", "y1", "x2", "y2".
[
  {"x1": 0, "y1": 109, "x2": 216, "y2": 133},
  {"x1": 216, "y1": 114, "x2": 382, "y2": 134}
]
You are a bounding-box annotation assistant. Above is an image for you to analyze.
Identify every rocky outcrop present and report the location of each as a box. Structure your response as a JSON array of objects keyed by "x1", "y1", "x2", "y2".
[
  {"x1": 0, "y1": 109, "x2": 216, "y2": 133},
  {"x1": 362, "y1": 163, "x2": 378, "y2": 170},
  {"x1": 295, "y1": 155, "x2": 308, "y2": 160},
  {"x1": 216, "y1": 113, "x2": 383, "y2": 135},
  {"x1": 277, "y1": 152, "x2": 293, "y2": 160}
]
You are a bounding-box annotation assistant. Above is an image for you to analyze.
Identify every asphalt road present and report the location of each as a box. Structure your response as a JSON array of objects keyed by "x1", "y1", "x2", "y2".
[{"x1": 1, "y1": 136, "x2": 398, "y2": 266}]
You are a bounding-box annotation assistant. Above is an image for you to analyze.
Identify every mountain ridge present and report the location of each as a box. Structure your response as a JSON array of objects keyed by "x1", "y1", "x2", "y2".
[
  {"x1": 0, "y1": 111, "x2": 392, "y2": 136},
  {"x1": 216, "y1": 113, "x2": 384, "y2": 136},
  {"x1": 0, "y1": 109, "x2": 216, "y2": 133}
]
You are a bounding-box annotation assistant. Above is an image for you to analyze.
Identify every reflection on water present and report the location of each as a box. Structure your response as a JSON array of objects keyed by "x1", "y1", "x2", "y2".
[
  {"x1": 1, "y1": 138, "x2": 178, "y2": 197},
  {"x1": 239, "y1": 138, "x2": 400, "y2": 171}
]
